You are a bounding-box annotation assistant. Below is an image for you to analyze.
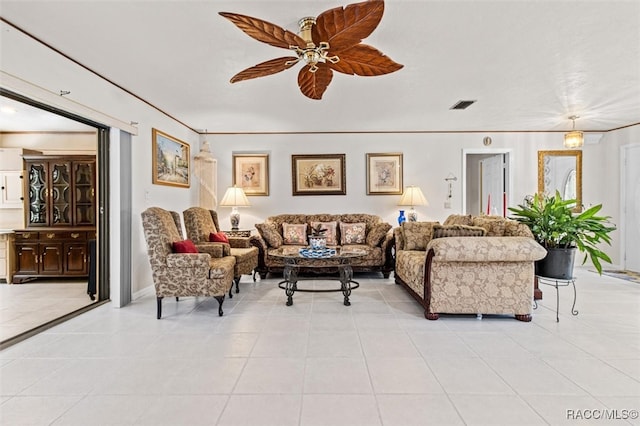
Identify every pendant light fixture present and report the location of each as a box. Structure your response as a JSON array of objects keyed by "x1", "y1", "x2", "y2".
[{"x1": 564, "y1": 115, "x2": 584, "y2": 149}]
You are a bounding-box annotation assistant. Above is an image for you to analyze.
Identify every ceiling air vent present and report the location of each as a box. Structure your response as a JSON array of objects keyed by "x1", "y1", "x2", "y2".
[{"x1": 450, "y1": 100, "x2": 476, "y2": 110}]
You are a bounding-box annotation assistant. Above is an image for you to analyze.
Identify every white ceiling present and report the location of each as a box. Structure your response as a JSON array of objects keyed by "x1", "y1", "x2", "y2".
[{"x1": 1, "y1": 0, "x2": 639, "y2": 134}]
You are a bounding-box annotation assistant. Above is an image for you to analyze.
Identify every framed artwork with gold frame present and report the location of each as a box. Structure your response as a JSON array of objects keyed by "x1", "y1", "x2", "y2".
[
  {"x1": 152, "y1": 128, "x2": 190, "y2": 188},
  {"x1": 232, "y1": 153, "x2": 269, "y2": 196},
  {"x1": 291, "y1": 154, "x2": 346, "y2": 196},
  {"x1": 366, "y1": 152, "x2": 403, "y2": 195}
]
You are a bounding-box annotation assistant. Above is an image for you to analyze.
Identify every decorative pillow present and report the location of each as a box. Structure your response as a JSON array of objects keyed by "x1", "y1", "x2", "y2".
[
  {"x1": 310, "y1": 221, "x2": 338, "y2": 245},
  {"x1": 442, "y1": 214, "x2": 473, "y2": 226},
  {"x1": 340, "y1": 222, "x2": 366, "y2": 244},
  {"x1": 255, "y1": 223, "x2": 283, "y2": 248},
  {"x1": 283, "y1": 223, "x2": 308, "y2": 245},
  {"x1": 432, "y1": 224, "x2": 487, "y2": 239},
  {"x1": 209, "y1": 232, "x2": 229, "y2": 243},
  {"x1": 366, "y1": 222, "x2": 392, "y2": 247},
  {"x1": 504, "y1": 220, "x2": 534, "y2": 238},
  {"x1": 472, "y1": 216, "x2": 507, "y2": 236},
  {"x1": 172, "y1": 239, "x2": 198, "y2": 253},
  {"x1": 402, "y1": 221, "x2": 439, "y2": 250}
]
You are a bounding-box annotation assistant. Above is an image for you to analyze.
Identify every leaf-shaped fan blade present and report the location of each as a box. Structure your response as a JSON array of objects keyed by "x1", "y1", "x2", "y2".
[
  {"x1": 230, "y1": 57, "x2": 300, "y2": 83},
  {"x1": 312, "y1": 0, "x2": 384, "y2": 52},
  {"x1": 329, "y1": 44, "x2": 403, "y2": 76},
  {"x1": 219, "y1": 12, "x2": 306, "y2": 50},
  {"x1": 298, "y1": 63, "x2": 333, "y2": 100}
]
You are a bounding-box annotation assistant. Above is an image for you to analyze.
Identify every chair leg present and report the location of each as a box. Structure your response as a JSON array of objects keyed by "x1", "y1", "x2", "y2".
[
  {"x1": 235, "y1": 277, "x2": 240, "y2": 293},
  {"x1": 228, "y1": 286, "x2": 233, "y2": 298},
  {"x1": 157, "y1": 296, "x2": 163, "y2": 319},
  {"x1": 176, "y1": 297, "x2": 179, "y2": 301},
  {"x1": 215, "y1": 295, "x2": 225, "y2": 316}
]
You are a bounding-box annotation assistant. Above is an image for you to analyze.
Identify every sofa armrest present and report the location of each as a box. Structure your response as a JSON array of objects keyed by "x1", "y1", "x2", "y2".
[
  {"x1": 194, "y1": 242, "x2": 230, "y2": 258},
  {"x1": 249, "y1": 235, "x2": 269, "y2": 271},
  {"x1": 426, "y1": 236, "x2": 547, "y2": 262},
  {"x1": 166, "y1": 253, "x2": 212, "y2": 268},
  {"x1": 380, "y1": 231, "x2": 396, "y2": 270},
  {"x1": 393, "y1": 227, "x2": 404, "y2": 251}
]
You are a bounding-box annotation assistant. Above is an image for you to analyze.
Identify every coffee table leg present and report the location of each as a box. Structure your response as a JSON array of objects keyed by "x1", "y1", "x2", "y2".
[
  {"x1": 283, "y1": 263, "x2": 298, "y2": 306},
  {"x1": 340, "y1": 264, "x2": 353, "y2": 306}
]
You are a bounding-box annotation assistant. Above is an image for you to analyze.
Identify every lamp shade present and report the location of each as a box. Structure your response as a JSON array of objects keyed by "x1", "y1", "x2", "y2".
[
  {"x1": 219, "y1": 186, "x2": 250, "y2": 207},
  {"x1": 564, "y1": 130, "x2": 584, "y2": 148},
  {"x1": 398, "y1": 186, "x2": 428, "y2": 207}
]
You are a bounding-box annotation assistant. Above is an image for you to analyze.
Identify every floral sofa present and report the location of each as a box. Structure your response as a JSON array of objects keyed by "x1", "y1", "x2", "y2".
[
  {"x1": 394, "y1": 215, "x2": 547, "y2": 321},
  {"x1": 250, "y1": 213, "x2": 395, "y2": 278}
]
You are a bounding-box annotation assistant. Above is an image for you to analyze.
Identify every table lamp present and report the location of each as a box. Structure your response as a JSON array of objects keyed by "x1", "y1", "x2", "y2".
[
  {"x1": 398, "y1": 185, "x2": 428, "y2": 222},
  {"x1": 219, "y1": 186, "x2": 250, "y2": 230}
]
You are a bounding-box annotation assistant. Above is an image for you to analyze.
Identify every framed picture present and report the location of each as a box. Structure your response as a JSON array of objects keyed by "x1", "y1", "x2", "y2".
[
  {"x1": 152, "y1": 128, "x2": 190, "y2": 188},
  {"x1": 233, "y1": 153, "x2": 269, "y2": 196},
  {"x1": 366, "y1": 152, "x2": 403, "y2": 195},
  {"x1": 292, "y1": 154, "x2": 346, "y2": 196}
]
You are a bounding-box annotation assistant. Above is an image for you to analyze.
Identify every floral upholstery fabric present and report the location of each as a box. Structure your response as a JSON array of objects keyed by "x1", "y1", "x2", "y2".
[
  {"x1": 310, "y1": 221, "x2": 338, "y2": 245},
  {"x1": 183, "y1": 207, "x2": 217, "y2": 242},
  {"x1": 283, "y1": 223, "x2": 308, "y2": 244},
  {"x1": 366, "y1": 222, "x2": 392, "y2": 247},
  {"x1": 432, "y1": 224, "x2": 487, "y2": 239},
  {"x1": 429, "y1": 261, "x2": 535, "y2": 316},
  {"x1": 442, "y1": 214, "x2": 473, "y2": 226},
  {"x1": 340, "y1": 222, "x2": 366, "y2": 244},
  {"x1": 402, "y1": 221, "x2": 440, "y2": 250},
  {"x1": 141, "y1": 207, "x2": 235, "y2": 298},
  {"x1": 427, "y1": 236, "x2": 547, "y2": 263},
  {"x1": 255, "y1": 223, "x2": 283, "y2": 248},
  {"x1": 472, "y1": 216, "x2": 507, "y2": 236},
  {"x1": 395, "y1": 250, "x2": 427, "y2": 296},
  {"x1": 183, "y1": 207, "x2": 258, "y2": 281}
]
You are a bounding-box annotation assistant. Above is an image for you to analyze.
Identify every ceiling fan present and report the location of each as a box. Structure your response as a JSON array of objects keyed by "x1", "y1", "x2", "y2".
[{"x1": 219, "y1": 0, "x2": 403, "y2": 100}]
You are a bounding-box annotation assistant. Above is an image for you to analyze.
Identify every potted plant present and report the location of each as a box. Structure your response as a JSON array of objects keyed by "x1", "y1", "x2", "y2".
[
  {"x1": 308, "y1": 223, "x2": 328, "y2": 250},
  {"x1": 508, "y1": 191, "x2": 616, "y2": 278}
]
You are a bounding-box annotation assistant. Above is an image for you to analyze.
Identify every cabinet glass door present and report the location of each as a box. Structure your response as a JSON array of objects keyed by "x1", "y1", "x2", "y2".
[
  {"x1": 50, "y1": 161, "x2": 71, "y2": 225},
  {"x1": 27, "y1": 163, "x2": 48, "y2": 226},
  {"x1": 73, "y1": 162, "x2": 95, "y2": 226}
]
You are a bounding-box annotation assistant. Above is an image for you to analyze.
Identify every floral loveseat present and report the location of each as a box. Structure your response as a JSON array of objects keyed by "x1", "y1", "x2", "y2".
[
  {"x1": 394, "y1": 215, "x2": 547, "y2": 321},
  {"x1": 250, "y1": 213, "x2": 395, "y2": 278}
]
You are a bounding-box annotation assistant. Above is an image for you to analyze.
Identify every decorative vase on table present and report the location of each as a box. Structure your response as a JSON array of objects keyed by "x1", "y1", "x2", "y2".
[
  {"x1": 397, "y1": 210, "x2": 406, "y2": 225},
  {"x1": 308, "y1": 235, "x2": 327, "y2": 250}
]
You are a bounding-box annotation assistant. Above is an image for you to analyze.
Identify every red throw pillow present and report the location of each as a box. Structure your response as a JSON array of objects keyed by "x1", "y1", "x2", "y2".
[
  {"x1": 172, "y1": 239, "x2": 198, "y2": 253},
  {"x1": 209, "y1": 232, "x2": 229, "y2": 243}
]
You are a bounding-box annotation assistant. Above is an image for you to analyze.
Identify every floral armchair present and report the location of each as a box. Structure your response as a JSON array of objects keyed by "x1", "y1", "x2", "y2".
[
  {"x1": 183, "y1": 207, "x2": 259, "y2": 295},
  {"x1": 141, "y1": 207, "x2": 236, "y2": 318}
]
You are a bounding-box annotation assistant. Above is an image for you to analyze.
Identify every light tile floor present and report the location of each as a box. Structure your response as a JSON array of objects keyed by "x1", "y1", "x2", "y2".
[
  {"x1": 0, "y1": 268, "x2": 639, "y2": 425},
  {"x1": 0, "y1": 280, "x2": 95, "y2": 343}
]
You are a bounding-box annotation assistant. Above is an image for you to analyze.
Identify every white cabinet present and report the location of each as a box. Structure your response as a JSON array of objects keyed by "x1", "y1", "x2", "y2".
[
  {"x1": 0, "y1": 232, "x2": 14, "y2": 283},
  {"x1": 0, "y1": 171, "x2": 24, "y2": 208},
  {"x1": 0, "y1": 148, "x2": 38, "y2": 210}
]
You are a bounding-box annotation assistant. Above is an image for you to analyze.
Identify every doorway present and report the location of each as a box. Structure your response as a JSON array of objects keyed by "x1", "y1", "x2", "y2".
[
  {"x1": 0, "y1": 90, "x2": 111, "y2": 347},
  {"x1": 462, "y1": 149, "x2": 512, "y2": 216}
]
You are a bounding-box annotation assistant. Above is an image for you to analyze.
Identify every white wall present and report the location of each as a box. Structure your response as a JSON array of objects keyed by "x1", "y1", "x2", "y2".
[{"x1": 1, "y1": 20, "x2": 633, "y2": 298}]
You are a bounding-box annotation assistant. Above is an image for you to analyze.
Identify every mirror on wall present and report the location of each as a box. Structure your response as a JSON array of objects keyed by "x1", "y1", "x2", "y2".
[{"x1": 538, "y1": 150, "x2": 582, "y2": 211}]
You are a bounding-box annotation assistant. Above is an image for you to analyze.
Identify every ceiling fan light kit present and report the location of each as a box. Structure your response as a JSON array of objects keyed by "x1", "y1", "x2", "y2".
[{"x1": 219, "y1": 0, "x2": 403, "y2": 100}]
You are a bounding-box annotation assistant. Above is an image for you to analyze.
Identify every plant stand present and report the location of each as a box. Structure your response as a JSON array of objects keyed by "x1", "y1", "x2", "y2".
[{"x1": 534, "y1": 275, "x2": 579, "y2": 322}]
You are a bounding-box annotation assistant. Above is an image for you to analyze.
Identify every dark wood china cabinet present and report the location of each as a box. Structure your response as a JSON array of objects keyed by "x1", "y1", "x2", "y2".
[{"x1": 13, "y1": 155, "x2": 96, "y2": 283}]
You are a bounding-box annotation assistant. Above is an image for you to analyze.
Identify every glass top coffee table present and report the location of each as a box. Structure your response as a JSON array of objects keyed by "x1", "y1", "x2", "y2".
[{"x1": 270, "y1": 246, "x2": 367, "y2": 306}]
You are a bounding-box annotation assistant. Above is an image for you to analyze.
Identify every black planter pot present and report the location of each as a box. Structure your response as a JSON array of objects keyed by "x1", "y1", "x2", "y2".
[{"x1": 536, "y1": 247, "x2": 577, "y2": 279}]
